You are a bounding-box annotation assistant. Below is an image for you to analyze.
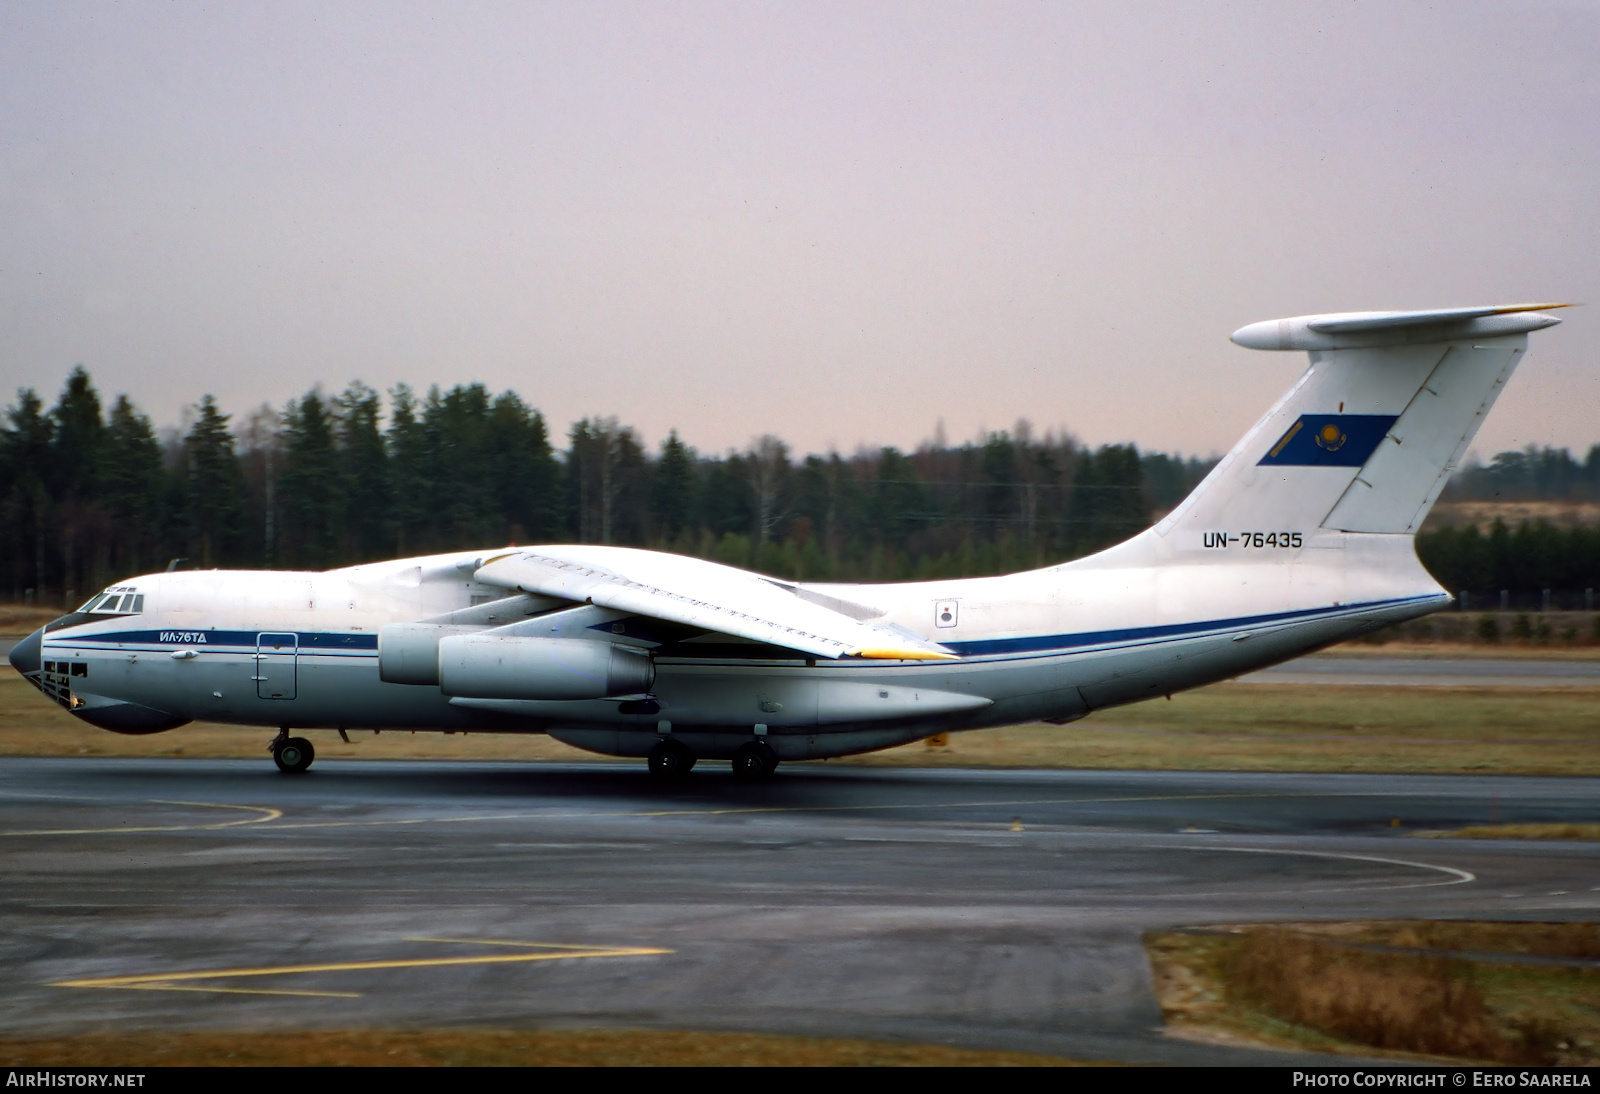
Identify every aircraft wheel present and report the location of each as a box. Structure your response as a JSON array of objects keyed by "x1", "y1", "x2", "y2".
[
  {"x1": 732, "y1": 742, "x2": 778, "y2": 781},
  {"x1": 273, "y1": 736, "x2": 315, "y2": 774},
  {"x1": 647, "y1": 739, "x2": 695, "y2": 779}
]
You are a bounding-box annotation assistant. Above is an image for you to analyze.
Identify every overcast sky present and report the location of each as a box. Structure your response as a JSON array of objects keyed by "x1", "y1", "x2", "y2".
[{"x1": 2, "y1": 1, "x2": 1596, "y2": 460}]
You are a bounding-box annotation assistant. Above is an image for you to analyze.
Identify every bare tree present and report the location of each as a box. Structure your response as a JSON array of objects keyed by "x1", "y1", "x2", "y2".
[{"x1": 747, "y1": 435, "x2": 791, "y2": 544}]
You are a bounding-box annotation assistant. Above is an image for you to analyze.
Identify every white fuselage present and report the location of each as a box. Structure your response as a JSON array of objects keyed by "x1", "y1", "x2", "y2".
[{"x1": 32, "y1": 529, "x2": 1445, "y2": 761}]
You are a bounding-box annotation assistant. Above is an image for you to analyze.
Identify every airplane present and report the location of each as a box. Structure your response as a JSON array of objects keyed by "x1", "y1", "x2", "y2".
[{"x1": 8, "y1": 303, "x2": 1568, "y2": 779}]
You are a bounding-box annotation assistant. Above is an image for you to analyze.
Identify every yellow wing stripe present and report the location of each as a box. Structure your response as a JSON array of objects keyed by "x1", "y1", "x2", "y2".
[{"x1": 850, "y1": 648, "x2": 960, "y2": 661}]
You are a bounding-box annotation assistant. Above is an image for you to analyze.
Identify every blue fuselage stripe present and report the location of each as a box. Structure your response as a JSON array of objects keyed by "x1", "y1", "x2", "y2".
[
  {"x1": 45, "y1": 629, "x2": 379, "y2": 651},
  {"x1": 42, "y1": 596, "x2": 1438, "y2": 664},
  {"x1": 941, "y1": 595, "x2": 1436, "y2": 657}
]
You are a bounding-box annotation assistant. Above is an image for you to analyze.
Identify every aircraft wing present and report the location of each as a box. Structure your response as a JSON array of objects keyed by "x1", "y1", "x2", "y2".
[{"x1": 473, "y1": 547, "x2": 955, "y2": 661}]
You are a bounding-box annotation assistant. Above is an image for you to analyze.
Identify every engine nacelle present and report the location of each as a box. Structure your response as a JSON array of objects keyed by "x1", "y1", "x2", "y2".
[
  {"x1": 378, "y1": 624, "x2": 483, "y2": 685},
  {"x1": 438, "y1": 635, "x2": 654, "y2": 701}
]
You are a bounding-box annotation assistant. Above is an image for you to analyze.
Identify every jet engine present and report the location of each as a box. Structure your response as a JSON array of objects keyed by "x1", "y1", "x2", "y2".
[
  {"x1": 378, "y1": 623, "x2": 482, "y2": 685},
  {"x1": 437, "y1": 634, "x2": 654, "y2": 701}
]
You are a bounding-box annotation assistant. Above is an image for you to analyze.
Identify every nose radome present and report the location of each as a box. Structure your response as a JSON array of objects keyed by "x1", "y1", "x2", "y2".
[{"x1": 8, "y1": 627, "x2": 42, "y2": 677}]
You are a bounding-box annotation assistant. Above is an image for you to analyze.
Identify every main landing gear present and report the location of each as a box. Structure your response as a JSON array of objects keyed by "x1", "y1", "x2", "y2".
[
  {"x1": 270, "y1": 729, "x2": 315, "y2": 774},
  {"x1": 646, "y1": 738, "x2": 780, "y2": 780},
  {"x1": 732, "y1": 741, "x2": 779, "y2": 781},
  {"x1": 647, "y1": 738, "x2": 695, "y2": 779}
]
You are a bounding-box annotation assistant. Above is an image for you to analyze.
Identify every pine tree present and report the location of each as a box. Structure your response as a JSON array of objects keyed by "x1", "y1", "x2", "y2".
[
  {"x1": 427, "y1": 384, "x2": 498, "y2": 547},
  {"x1": 522, "y1": 408, "x2": 563, "y2": 542},
  {"x1": 50, "y1": 367, "x2": 105, "y2": 505},
  {"x1": 790, "y1": 455, "x2": 832, "y2": 552},
  {"x1": 279, "y1": 390, "x2": 344, "y2": 567},
  {"x1": 485, "y1": 391, "x2": 562, "y2": 545},
  {"x1": 183, "y1": 395, "x2": 246, "y2": 568},
  {"x1": 1066, "y1": 444, "x2": 1150, "y2": 556},
  {"x1": 2, "y1": 389, "x2": 52, "y2": 598},
  {"x1": 872, "y1": 447, "x2": 927, "y2": 550},
  {"x1": 48, "y1": 367, "x2": 108, "y2": 599},
  {"x1": 699, "y1": 453, "x2": 754, "y2": 541},
  {"x1": 102, "y1": 395, "x2": 167, "y2": 578},
  {"x1": 386, "y1": 384, "x2": 430, "y2": 555},
  {"x1": 337, "y1": 382, "x2": 390, "y2": 560},
  {"x1": 980, "y1": 431, "x2": 1020, "y2": 533},
  {"x1": 651, "y1": 430, "x2": 697, "y2": 543}
]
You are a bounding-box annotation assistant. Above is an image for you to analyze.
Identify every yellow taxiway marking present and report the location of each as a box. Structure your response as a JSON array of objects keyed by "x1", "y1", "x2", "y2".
[
  {"x1": 51, "y1": 940, "x2": 673, "y2": 998},
  {"x1": 0, "y1": 799, "x2": 282, "y2": 837},
  {"x1": 122, "y1": 984, "x2": 362, "y2": 999}
]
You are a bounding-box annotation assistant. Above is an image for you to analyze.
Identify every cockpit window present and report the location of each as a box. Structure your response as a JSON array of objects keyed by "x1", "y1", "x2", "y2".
[{"x1": 84, "y1": 589, "x2": 144, "y2": 615}]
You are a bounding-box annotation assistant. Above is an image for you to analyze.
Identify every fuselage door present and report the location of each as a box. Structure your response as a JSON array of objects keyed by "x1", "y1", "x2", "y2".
[{"x1": 255, "y1": 633, "x2": 298, "y2": 700}]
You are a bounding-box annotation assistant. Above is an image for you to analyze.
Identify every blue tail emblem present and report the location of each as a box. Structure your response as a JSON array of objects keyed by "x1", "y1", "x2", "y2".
[{"x1": 1258, "y1": 414, "x2": 1396, "y2": 467}]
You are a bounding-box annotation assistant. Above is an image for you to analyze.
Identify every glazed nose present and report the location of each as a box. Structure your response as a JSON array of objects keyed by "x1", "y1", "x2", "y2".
[{"x1": 8, "y1": 627, "x2": 42, "y2": 677}]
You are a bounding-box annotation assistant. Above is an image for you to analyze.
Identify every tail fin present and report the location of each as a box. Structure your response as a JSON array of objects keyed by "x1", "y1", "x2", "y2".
[{"x1": 1154, "y1": 304, "x2": 1566, "y2": 543}]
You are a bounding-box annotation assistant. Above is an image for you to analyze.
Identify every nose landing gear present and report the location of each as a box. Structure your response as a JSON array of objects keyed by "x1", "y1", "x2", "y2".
[{"x1": 270, "y1": 729, "x2": 315, "y2": 774}]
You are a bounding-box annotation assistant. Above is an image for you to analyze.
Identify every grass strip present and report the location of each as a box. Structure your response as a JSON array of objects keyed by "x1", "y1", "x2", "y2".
[
  {"x1": 0, "y1": 1028, "x2": 1089, "y2": 1067},
  {"x1": 848, "y1": 684, "x2": 1600, "y2": 775},
  {"x1": 1147, "y1": 923, "x2": 1600, "y2": 1064},
  {"x1": 1422, "y1": 824, "x2": 1600, "y2": 841}
]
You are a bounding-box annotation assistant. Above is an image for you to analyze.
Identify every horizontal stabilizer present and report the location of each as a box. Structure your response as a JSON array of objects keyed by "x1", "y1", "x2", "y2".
[
  {"x1": 1232, "y1": 303, "x2": 1567, "y2": 351},
  {"x1": 1306, "y1": 304, "x2": 1570, "y2": 334}
]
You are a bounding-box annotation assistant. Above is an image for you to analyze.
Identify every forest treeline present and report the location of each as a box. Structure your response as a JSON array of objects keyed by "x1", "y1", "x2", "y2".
[
  {"x1": 1, "y1": 368, "x2": 1209, "y2": 603},
  {"x1": 1444, "y1": 445, "x2": 1600, "y2": 502},
  {"x1": 1420, "y1": 445, "x2": 1600, "y2": 606},
  {"x1": 1419, "y1": 445, "x2": 1600, "y2": 606},
  {"x1": 1417, "y1": 522, "x2": 1600, "y2": 608},
  {"x1": 2, "y1": 368, "x2": 1598, "y2": 605}
]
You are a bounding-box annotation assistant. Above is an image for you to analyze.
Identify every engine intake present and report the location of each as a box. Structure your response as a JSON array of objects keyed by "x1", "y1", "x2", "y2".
[{"x1": 438, "y1": 635, "x2": 654, "y2": 701}]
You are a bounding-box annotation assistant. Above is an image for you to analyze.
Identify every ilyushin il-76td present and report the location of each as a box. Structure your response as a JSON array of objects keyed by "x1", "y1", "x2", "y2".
[{"x1": 9, "y1": 304, "x2": 1567, "y2": 778}]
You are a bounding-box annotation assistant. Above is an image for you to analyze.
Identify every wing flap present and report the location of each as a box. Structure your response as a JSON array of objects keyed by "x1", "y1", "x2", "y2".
[{"x1": 473, "y1": 547, "x2": 954, "y2": 661}]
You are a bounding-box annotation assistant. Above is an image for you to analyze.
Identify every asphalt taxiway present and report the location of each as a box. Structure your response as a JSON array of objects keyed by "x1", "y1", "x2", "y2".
[{"x1": 3, "y1": 759, "x2": 1598, "y2": 1064}]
